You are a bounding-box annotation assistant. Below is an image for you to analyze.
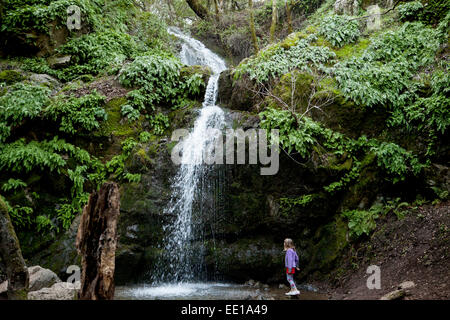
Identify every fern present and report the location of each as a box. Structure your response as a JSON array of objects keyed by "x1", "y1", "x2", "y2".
[
  {"x1": 1, "y1": 178, "x2": 27, "y2": 192},
  {"x1": 318, "y1": 15, "x2": 360, "y2": 48},
  {"x1": 45, "y1": 91, "x2": 107, "y2": 134}
]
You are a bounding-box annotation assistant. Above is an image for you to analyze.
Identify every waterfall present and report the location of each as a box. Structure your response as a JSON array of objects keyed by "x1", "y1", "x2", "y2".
[{"x1": 153, "y1": 27, "x2": 227, "y2": 283}]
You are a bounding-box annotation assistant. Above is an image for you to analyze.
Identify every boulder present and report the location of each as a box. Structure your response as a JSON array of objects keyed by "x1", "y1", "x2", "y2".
[
  {"x1": 47, "y1": 55, "x2": 71, "y2": 69},
  {"x1": 28, "y1": 281, "x2": 80, "y2": 300},
  {"x1": 334, "y1": 0, "x2": 359, "y2": 16},
  {"x1": 0, "y1": 196, "x2": 29, "y2": 299},
  {"x1": 29, "y1": 73, "x2": 60, "y2": 89},
  {"x1": 28, "y1": 266, "x2": 61, "y2": 292}
]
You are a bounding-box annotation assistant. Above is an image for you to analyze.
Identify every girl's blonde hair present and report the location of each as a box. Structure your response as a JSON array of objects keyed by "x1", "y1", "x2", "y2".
[{"x1": 284, "y1": 238, "x2": 295, "y2": 251}]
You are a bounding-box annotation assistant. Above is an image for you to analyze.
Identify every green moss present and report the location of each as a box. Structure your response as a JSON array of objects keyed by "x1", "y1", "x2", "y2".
[
  {"x1": 307, "y1": 215, "x2": 349, "y2": 273},
  {"x1": 333, "y1": 39, "x2": 371, "y2": 60},
  {"x1": 0, "y1": 70, "x2": 24, "y2": 84},
  {"x1": 273, "y1": 71, "x2": 314, "y2": 110},
  {"x1": 280, "y1": 32, "x2": 307, "y2": 49},
  {"x1": 312, "y1": 36, "x2": 332, "y2": 48},
  {"x1": 97, "y1": 96, "x2": 136, "y2": 137},
  {"x1": 341, "y1": 152, "x2": 379, "y2": 210}
]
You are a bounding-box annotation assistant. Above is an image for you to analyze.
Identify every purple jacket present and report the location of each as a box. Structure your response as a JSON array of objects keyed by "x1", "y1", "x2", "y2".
[{"x1": 285, "y1": 248, "x2": 299, "y2": 269}]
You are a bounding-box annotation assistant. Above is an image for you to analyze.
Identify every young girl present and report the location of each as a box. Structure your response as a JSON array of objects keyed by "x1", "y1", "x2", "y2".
[{"x1": 284, "y1": 238, "x2": 300, "y2": 295}]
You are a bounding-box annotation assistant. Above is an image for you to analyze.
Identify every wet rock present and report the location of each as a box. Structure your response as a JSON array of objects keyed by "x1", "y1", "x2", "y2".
[
  {"x1": 28, "y1": 266, "x2": 61, "y2": 292},
  {"x1": 218, "y1": 70, "x2": 256, "y2": 111},
  {"x1": 28, "y1": 281, "x2": 80, "y2": 300},
  {"x1": 245, "y1": 279, "x2": 255, "y2": 286}
]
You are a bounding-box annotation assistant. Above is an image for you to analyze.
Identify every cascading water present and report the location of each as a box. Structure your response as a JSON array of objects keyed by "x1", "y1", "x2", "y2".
[{"x1": 152, "y1": 27, "x2": 227, "y2": 283}]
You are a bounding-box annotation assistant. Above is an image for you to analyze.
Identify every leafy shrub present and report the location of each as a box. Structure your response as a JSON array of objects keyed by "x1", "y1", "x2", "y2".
[
  {"x1": 131, "y1": 11, "x2": 171, "y2": 50},
  {"x1": 397, "y1": 1, "x2": 424, "y2": 21},
  {"x1": 139, "y1": 131, "x2": 152, "y2": 143},
  {"x1": 318, "y1": 15, "x2": 360, "y2": 47},
  {"x1": 0, "y1": 137, "x2": 92, "y2": 173},
  {"x1": 121, "y1": 104, "x2": 141, "y2": 122},
  {"x1": 119, "y1": 51, "x2": 181, "y2": 106},
  {"x1": 119, "y1": 51, "x2": 206, "y2": 116},
  {"x1": 103, "y1": 138, "x2": 141, "y2": 183},
  {"x1": 0, "y1": 137, "x2": 101, "y2": 230},
  {"x1": 371, "y1": 142, "x2": 423, "y2": 182},
  {"x1": 45, "y1": 91, "x2": 107, "y2": 134},
  {"x1": 234, "y1": 37, "x2": 336, "y2": 82},
  {"x1": 1, "y1": 0, "x2": 102, "y2": 34},
  {"x1": 260, "y1": 107, "x2": 319, "y2": 157},
  {"x1": 342, "y1": 205, "x2": 381, "y2": 238},
  {"x1": 0, "y1": 82, "x2": 51, "y2": 141},
  {"x1": 22, "y1": 31, "x2": 141, "y2": 81},
  {"x1": 389, "y1": 69, "x2": 450, "y2": 155},
  {"x1": 334, "y1": 22, "x2": 441, "y2": 108},
  {"x1": 420, "y1": 0, "x2": 450, "y2": 25},
  {"x1": 57, "y1": 31, "x2": 140, "y2": 80},
  {"x1": 148, "y1": 113, "x2": 170, "y2": 135},
  {"x1": 1, "y1": 178, "x2": 27, "y2": 192}
]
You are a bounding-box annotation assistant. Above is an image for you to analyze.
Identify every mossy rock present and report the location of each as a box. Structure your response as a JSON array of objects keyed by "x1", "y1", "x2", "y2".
[
  {"x1": 96, "y1": 96, "x2": 137, "y2": 138},
  {"x1": 180, "y1": 65, "x2": 211, "y2": 99},
  {"x1": 304, "y1": 215, "x2": 349, "y2": 275},
  {"x1": 279, "y1": 32, "x2": 307, "y2": 50},
  {"x1": 333, "y1": 39, "x2": 371, "y2": 60},
  {"x1": 341, "y1": 152, "x2": 380, "y2": 210},
  {"x1": 206, "y1": 238, "x2": 284, "y2": 283},
  {"x1": 272, "y1": 71, "x2": 314, "y2": 109},
  {"x1": 0, "y1": 70, "x2": 24, "y2": 84}
]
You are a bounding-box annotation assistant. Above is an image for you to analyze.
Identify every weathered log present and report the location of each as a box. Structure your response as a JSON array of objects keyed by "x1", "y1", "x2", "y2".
[
  {"x1": 0, "y1": 196, "x2": 29, "y2": 300},
  {"x1": 76, "y1": 182, "x2": 120, "y2": 300}
]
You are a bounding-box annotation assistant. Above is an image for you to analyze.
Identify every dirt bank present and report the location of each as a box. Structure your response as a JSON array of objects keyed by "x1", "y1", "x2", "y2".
[{"x1": 315, "y1": 201, "x2": 450, "y2": 300}]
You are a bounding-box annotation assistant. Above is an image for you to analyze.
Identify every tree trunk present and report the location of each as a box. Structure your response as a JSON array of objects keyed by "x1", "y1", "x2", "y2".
[
  {"x1": 76, "y1": 182, "x2": 120, "y2": 300},
  {"x1": 186, "y1": 0, "x2": 210, "y2": 19},
  {"x1": 248, "y1": 0, "x2": 259, "y2": 53},
  {"x1": 270, "y1": 0, "x2": 277, "y2": 42},
  {"x1": 213, "y1": 0, "x2": 220, "y2": 16},
  {"x1": 285, "y1": 0, "x2": 293, "y2": 34},
  {"x1": 0, "y1": 196, "x2": 29, "y2": 300}
]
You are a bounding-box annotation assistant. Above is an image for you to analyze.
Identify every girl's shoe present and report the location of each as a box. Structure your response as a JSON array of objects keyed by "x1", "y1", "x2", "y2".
[{"x1": 285, "y1": 290, "x2": 300, "y2": 296}]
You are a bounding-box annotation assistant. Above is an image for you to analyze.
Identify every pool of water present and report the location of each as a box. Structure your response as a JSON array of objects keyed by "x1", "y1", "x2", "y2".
[{"x1": 114, "y1": 282, "x2": 328, "y2": 300}]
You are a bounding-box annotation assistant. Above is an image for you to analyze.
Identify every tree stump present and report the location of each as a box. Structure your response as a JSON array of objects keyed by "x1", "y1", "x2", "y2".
[
  {"x1": 76, "y1": 182, "x2": 120, "y2": 300},
  {"x1": 0, "y1": 196, "x2": 29, "y2": 300}
]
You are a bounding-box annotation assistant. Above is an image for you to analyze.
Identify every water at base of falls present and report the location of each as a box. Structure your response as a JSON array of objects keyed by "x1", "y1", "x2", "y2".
[
  {"x1": 115, "y1": 282, "x2": 256, "y2": 300},
  {"x1": 114, "y1": 283, "x2": 328, "y2": 300}
]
